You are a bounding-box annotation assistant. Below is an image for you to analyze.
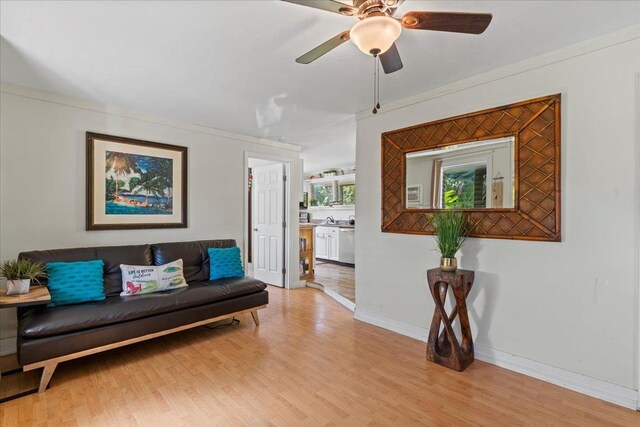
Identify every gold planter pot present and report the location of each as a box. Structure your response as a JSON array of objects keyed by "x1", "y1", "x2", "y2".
[{"x1": 440, "y1": 257, "x2": 457, "y2": 272}]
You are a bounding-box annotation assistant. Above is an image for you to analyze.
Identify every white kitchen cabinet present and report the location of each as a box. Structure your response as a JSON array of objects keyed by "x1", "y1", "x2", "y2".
[
  {"x1": 328, "y1": 230, "x2": 339, "y2": 261},
  {"x1": 315, "y1": 226, "x2": 340, "y2": 261},
  {"x1": 315, "y1": 230, "x2": 328, "y2": 259}
]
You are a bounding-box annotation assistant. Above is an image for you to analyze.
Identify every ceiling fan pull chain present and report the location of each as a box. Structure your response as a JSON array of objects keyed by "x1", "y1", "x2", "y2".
[
  {"x1": 372, "y1": 53, "x2": 378, "y2": 114},
  {"x1": 376, "y1": 55, "x2": 381, "y2": 111},
  {"x1": 371, "y1": 55, "x2": 378, "y2": 114}
]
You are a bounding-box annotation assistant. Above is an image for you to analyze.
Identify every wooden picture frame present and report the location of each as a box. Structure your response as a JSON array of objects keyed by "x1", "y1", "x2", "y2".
[
  {"x1": 86, "y1": 132, "x2": 188, "y2": 230},
  {"x1": 381, "y1": 94, "x2": 561, "y2": 241}
]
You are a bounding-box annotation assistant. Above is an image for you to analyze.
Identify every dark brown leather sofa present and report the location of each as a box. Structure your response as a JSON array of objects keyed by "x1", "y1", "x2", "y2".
[{"x1": 17, "y1": 239, "x2": 268, "y2": 392}]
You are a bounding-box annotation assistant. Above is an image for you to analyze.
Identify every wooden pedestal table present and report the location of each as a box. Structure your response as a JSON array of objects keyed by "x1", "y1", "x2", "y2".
[
  {"x1": 426, "y1": 269, "x2": 475, "y2": 372},
  {"x1": 0, "y1": 285, "x2": 51, "y2": 402}
]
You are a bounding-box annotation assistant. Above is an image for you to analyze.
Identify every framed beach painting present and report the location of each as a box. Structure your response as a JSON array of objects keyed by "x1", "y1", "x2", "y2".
[{"x1": 86, "y1": 132, "x2": 188, "y2": 230}]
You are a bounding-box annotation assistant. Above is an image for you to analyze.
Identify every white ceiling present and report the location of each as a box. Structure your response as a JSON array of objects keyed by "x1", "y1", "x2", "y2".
[{"x1": 1, "y1": 1, "x2": 639, "y2": 152}]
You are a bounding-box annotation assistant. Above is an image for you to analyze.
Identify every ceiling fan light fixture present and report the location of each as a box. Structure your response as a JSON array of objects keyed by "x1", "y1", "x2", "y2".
[{"x1": 349, "y1": 16, "x2": 402, "y2": 56}]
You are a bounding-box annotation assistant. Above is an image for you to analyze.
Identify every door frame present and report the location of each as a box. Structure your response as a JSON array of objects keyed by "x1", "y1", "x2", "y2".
[
  {"x1": 244, "y1": 152, "x2": 292, "y2": 289},
  {"x1": 635, "y1": 73, "x2": 640, "y2": 411}
]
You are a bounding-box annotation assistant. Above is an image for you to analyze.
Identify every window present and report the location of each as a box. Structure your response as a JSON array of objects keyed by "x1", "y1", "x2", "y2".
[
  {"x1": 310, "y1": 183, "x2": 333, "y2": 207},
  {"x1": 433, "y1": 155, "x2": 492, "y2": 209},
  {"x1": 338, "y1": 183, "x2": 356, "y2": 206},
  {"x1": 307, "y1": 178, "x2": 356, "y2": 208},
  {"x1": 442, "y1": 164, "x2": 487, "y2": 209}
]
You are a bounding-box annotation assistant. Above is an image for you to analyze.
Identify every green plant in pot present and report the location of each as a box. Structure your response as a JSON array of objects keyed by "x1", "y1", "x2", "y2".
[
  {"x1": 0, "y1": 259, "x2": 47, "y2": 295},
  {"x1": 431, "y1": 210, "x2": 468, "y2": 272}
]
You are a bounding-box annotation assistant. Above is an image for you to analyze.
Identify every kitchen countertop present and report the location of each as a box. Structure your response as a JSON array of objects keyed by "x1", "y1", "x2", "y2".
[{"x1": 307, "y1": 221, "x2": 355, "y2": 229}]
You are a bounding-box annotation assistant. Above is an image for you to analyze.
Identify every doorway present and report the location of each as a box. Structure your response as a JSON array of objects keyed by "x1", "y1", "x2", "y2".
[
  {"x1": 301, "y1": 168, "x2": 356, "y2": 311},
  {"x1": 245, "y1": 156, "x2": 288, "y2": 288}
]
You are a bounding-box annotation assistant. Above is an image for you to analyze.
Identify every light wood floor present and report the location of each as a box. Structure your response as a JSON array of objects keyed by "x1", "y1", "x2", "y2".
[
  {"x1": 1, "y1": 286, "x2": 638, "y2": 426},
  {"x1": 311, "y1": 262, "x2": 355, "y2": 303}
]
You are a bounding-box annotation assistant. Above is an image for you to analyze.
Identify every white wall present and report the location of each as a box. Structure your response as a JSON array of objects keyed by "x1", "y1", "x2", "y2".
[
  {"x1": 0, "y1": 85, "x2": 302, "y2": 354},
  {"x1": 405, "y1": 156, "x2": 434, "y2": 207},
  {"x1": 355, "y1": 32, "x2": 640, "y2": 402}
]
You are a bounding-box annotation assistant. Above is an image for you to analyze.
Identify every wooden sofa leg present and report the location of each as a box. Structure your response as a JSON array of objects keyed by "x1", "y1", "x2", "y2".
[
  {"x1": 38, "y1": 363, "x2": 58, "y2": 393},
  {"x1": 250, "y1": 310, "x2": 260, "y2": 326}
]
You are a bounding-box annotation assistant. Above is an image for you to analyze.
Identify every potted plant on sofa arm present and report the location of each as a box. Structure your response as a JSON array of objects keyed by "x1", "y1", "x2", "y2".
[
  {"x1": 0, "y1": 259, "x2": 47, "y2": 295},
  {"x1": 431, "y1": 210, "x2": 468, "y2": 272}
]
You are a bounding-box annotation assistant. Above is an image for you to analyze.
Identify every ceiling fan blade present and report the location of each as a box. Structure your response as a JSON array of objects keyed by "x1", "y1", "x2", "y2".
[
  {"x1": 296, "y1": 31, "x2": 351, "y2": 64},
  {"x1": 281, "y1": 0, "x2": 357, "y2": 16},
  {"x1": 380, "y1": 43, "x2": 403, "y2": 74},
  {"x1": 400, "y1": 11, "x2": 492, "y2": 34}
]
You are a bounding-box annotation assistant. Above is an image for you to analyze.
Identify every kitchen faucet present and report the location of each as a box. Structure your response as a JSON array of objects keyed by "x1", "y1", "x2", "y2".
[{"x1": 326, "y1": 216, "x2": 335, "y2": 224}]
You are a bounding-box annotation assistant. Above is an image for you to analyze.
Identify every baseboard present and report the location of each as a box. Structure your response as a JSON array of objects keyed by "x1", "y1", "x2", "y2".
[
  {"x1": 288, "y1": 280, "x2": 307, "y2": 290},
  {"x1": 316, "y1": 259, "x2": 355, "y2": 268},
  {"x1": 474, "y1": 345, "x2": 638, "y2": 410},
  {"x1": 323, "y1": 288, "x2": 355, "y2": 312},
  {"x1": 354, "y1": 311, "x2": 428, "y2": 342},
  {"x1": 0, "y1": 337, "x2": 17, "y2": 356},
  {"x1": 305, "y1": 282, "x2": 324, "y2": 291},
  {"x1": 353, "y1": 310, "x2": 638, "y2": 410},
  {"x1": 305, "y1": 283, "x2": 356, "y2": 312}
]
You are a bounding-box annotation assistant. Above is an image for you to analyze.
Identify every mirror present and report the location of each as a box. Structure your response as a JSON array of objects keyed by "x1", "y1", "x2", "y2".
[
  {"x1": 382, "y1": 94, "x2": 560, "y2": 240},
  {"x1": 405, "y1": 136, "x2": 515, "y2": 209}
]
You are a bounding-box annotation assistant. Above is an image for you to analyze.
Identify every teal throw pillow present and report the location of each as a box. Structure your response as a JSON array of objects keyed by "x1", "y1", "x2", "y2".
[
  {"x1": 208, "y1": 247, "x2": 244, "y2": 281},
  {"x1": 46, "y1": 260, "x2": 106, "y2": 306}
]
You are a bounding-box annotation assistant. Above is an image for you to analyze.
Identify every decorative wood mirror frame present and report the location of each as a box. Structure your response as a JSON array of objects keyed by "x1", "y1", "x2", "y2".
[{"x1": 381, "y1": 94, "x2": 561, "y2": 241}]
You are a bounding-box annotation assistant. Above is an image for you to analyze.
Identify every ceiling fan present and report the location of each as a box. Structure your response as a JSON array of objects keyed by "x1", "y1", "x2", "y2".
[{"x1": 282, "y1": 0, "x2": 493, "y2": 74}]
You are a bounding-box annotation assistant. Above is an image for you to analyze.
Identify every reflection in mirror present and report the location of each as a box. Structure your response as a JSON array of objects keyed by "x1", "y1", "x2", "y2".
[{"x1": 405, "y1": 137, "x2": 515, "y2": 210}]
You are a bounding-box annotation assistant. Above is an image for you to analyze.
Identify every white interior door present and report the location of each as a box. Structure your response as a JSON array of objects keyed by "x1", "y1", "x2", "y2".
[{"x1": 252, "y1": 163, "x2": 284, "y2": 286}]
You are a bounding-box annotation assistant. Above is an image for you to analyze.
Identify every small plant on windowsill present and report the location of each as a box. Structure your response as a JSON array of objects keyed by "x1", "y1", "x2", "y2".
[
  {"x1": 430, "y1": 210, "x2": 469, "y2": 272},
  {"x1": 0, "y1": 259, "x2": 47, "y2": 295}
]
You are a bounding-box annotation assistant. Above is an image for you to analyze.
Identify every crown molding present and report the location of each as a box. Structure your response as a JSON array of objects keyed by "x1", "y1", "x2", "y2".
[
  {"x1": 0, "y1": 82, "x2": 302, "y2": 152},
  {"x1": 356, "y1": 24, "x2": 640, "y2": 120}
]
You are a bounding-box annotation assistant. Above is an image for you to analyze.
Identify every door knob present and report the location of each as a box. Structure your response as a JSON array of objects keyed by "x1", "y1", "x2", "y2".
[{"x1": 253, "y1": 228, "x2": 258, "y2": 231}]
